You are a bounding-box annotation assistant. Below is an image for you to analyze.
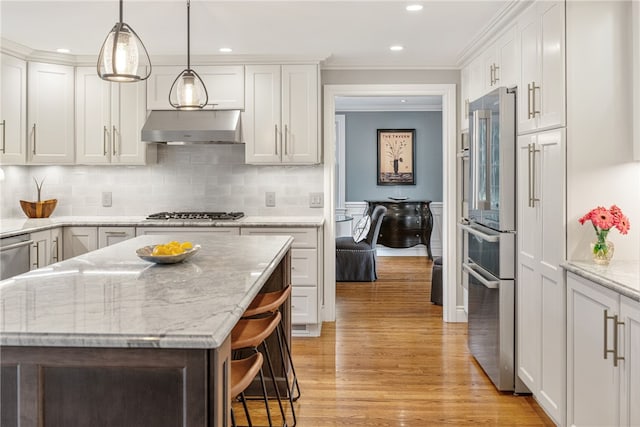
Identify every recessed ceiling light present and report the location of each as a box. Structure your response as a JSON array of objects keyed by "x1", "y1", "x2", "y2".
[
  {"x1": 406, "y1": 4, "x2": 423, "y2": 12},
  {"x1": 219, "y1": 47, "x2": 232, "y2": 53},
  {"x1": 390, "y1": 45, "x2": 404, "y2": 52},
  {"x1": 400, "y1": 99, "x2": 407, "y2": 103},
  {"x1": 56, "y1": 48, "x2": 70, "y2": 53}
]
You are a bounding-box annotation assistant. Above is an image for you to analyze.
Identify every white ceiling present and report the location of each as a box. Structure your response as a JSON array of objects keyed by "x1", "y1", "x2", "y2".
[{"x1": 1, "y1": 0, "x2": 514, "y2": 68}]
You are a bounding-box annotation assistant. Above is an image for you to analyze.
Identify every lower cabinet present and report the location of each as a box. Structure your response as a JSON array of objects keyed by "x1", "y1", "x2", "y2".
[
  {"x1": 240, "y1": 226, "x2": 323, "y2": 336},
  {"x1": 566, "y1": 272, "x2": 640, "y2": 427},
  {"x1": 30, "y1": 228, "x2": 62, "y2": 269},
  {"x1": 63, "y1": 227, "x2": 98, "y2": 259}
]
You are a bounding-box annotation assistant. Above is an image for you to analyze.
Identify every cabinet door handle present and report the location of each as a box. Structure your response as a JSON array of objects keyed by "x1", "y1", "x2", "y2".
[
  {"x1": 614, "y1": 315, "x2": 625, "y2": 367},
  {"x1": 274, "y1": 124, "x2": 279, "y2": 155},
  {"x1": 528, "y1": 143, "x2": 540, "y2": 207},
  {"x1": 112, "y1": 125, "x2": 117, "y2": 155},
  {"x1": 52, "y1": 237, "x2": 59, "y2": 262},
  {"x1": 527, "y1": 83, "x2": 533, "y2": 119},
  {"x1": 284, "y1": 124, "x2": 288, "y2": 155},
  {"x1": 604, "y1": 309, "x2": 617, "y2": 362},
  {"x1": 104, "y1": 231, "x2": 128, "y2": 236},
  {"x1": 531, "y1": 81, "x2": 540, "y2": 118},
  {"x1": 1, "y1": 119, "x2": 5, "y2": 154},
  {"x1": 32, "y1": 242, "x2": 40, "y2": 268},
  {"x1": 493, "y1": 64, "x2": 500, "y2": 84},
  {"x1": 489, "y1": 65, "x2": 494, "y2": 86},
  {"x1": 103, "y1": 126, "x2": 109, "y2": 155},
  {"x1": 32, "y1": 123, "x2": 37, "y2": 155}
]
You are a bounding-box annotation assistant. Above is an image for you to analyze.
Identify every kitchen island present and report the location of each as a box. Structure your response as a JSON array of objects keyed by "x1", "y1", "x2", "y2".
[{"x1": 0, "y1": 233, "x2": 293, "y2": 427}]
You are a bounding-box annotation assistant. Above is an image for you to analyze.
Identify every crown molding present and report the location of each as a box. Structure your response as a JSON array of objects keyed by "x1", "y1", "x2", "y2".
[
  {"x1": 320, "y1": 63, "x2": 458, "y2": 71},
  {"x1": 456, "y1": 0, "x2": 534, "y2": 68}
]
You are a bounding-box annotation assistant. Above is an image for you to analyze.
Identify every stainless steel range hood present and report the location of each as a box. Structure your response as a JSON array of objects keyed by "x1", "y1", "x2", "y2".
[{"x1": 141, "y1": 110, "x2": 242, "y2": 144}]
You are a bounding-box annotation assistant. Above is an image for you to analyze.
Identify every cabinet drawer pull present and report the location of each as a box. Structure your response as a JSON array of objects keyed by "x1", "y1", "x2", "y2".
[{"x1": 105, "y1": 231, "x2": 128, "y2": 236}]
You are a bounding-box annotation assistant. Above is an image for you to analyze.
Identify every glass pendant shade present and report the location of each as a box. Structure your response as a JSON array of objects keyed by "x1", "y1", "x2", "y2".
[
  {"x1": 97, "y1": 1, "x2": 151, "y2": 82},
  {"x1": 169, "y1": 69, "x2": 208, "y2": 109},
  {"x1": 169, "y1": 0, "x2": 209, "y2": 110}
]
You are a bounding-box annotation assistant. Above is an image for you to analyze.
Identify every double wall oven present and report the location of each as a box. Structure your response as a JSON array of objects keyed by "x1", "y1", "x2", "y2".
[{"x1": 459, "y1": 86, "x2": 526, "y2": 393}]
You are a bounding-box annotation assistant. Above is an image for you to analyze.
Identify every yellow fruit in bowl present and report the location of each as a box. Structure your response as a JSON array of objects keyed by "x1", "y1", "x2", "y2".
[
  {"x1": 150, "y1": 241, "x2": 194, "y2": 257},
  {"x1": 181, "y1": 241, "x2": 193, "y2": 250}
]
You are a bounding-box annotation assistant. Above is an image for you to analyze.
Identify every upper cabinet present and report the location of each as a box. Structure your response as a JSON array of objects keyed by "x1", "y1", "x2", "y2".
[
  {"x1": 27, "y1": 61, "x2": 75, "y2": 164},
  {"x1": 76, "y1": 67, "x2": 154, "y2": 165},
  {"x1": 0, "y1": 54, "x2": 27, "y2": 165},
  {"x1": 146, "y1": 65, "x2": 244, "y2": 110},
  {"x1": 244, "y1": 64, "x2": 319, "y2": 164},
  {"x1": 518, "y1": 1, "x2": 565, "y2": 134}
]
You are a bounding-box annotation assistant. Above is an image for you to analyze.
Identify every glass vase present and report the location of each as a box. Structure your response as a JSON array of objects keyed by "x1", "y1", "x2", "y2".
[{"x1": 591, "y1": 239, "x2": 614, "y2": 265}]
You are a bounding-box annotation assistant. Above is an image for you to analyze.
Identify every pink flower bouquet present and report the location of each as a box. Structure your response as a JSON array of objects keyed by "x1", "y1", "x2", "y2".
[{"x1": 579, "y1": 205, "x2": 631, "y2": 261}]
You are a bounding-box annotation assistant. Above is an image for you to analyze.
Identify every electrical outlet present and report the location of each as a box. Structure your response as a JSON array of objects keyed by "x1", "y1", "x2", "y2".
[
  {"x1": 309, "y1": 192, "x2": 324, "y2": 208},
  {"x1": 265, "y1": 192, "x2": 276, "y2": 207},
  {"x1": 101, "y1": 191, "x2": 112, "y2": 207}
]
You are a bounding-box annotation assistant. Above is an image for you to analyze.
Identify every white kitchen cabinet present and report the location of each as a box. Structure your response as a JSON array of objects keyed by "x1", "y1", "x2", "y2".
[
  {"x1": 146, "y1": 65, "x2": 244, "y2": 110},
  {"x1": 566, "y1": 274, "x2": 640, "y2": 427},
  {"x1": 30, "y1": 228, "x2": 62, "y2": 269},
  {"x1": 76, "y1": 67, "x2": 153, "y2": 165},
  {"x1": 488, "y1": 25, "x2": 519, "y2": 90},
  {"x1": 63, "y1": 227, "x2": 98, "y2": 259},
  {"x1": 98, "y1": 227, "x2": 136, "y2": 248},
  {"x1": 518, "y1": 1, "x2": 565, "y2": 134},
  {"x1": 135, "y1": 227, "x2": 240, "y2": 236},
  {"x1": 460, "y1": 66, "x2": 470, "y2": 131},
  {"x1": 620, "y1": 295, "x2": 640, "y2": 427},
  {"x1": 244, "y1": 64, "x2": 319, "y2": 164},
  {"x1": 240, "y1": 226, "x2": 323, "y2": 336},
  {"x1": 27, "y1": 61, "x2": 75, "y2": 164},
  {"x1": 516, "y1": 128, "x2": 565, "y2": 424},
  {"x1": 0, "y1": 53, "x2": 27, "y2": 164},
  {"x1": 465, "y1": 56, "x2": 485, "y2": 105}
]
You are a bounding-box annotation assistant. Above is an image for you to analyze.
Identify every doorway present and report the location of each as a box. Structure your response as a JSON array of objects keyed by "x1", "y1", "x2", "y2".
[{"x1": 322, "y1": 83, "x2": 461, "y2": 324}]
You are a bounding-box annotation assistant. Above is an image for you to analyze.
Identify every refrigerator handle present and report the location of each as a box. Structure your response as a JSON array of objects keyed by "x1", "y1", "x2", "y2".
[
  {"x1": 457, "y1": 222, "x2": 500, "y2": 242},
  {"x1": 462, "y1": 262, "x2": 500, "y2": 289},
  {"x1": 470, "y1": 109, "x2": 480, "y2": 211}
]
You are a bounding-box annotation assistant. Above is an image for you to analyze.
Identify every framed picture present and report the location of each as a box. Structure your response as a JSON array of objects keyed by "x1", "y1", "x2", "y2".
[{"x1": 377, "y1": 129, "x2": 416, "y2": 185}]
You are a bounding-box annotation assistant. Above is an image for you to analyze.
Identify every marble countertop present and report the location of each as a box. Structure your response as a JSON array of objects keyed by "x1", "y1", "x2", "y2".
[
  {"x1": 562, "y1": 260, "x2": 640, "y2": 301},
  {"x1": 0, "y1": 233, "x2": 293, "y2": 349},
  {"x1": 0, "y1": 215, "x2": 325, "y2": 238}
]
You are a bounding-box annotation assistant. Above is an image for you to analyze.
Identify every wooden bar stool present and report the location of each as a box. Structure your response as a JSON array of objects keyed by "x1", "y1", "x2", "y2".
[
  {"x1": 231, "y1": 312, "x2": 288, "y2": 427},
  {"x1": 230, "y1": 352, "x2": 269, "y2": 427},
  {"x1": 243, "y1": 285, "x2": 301, "y2": 404}
]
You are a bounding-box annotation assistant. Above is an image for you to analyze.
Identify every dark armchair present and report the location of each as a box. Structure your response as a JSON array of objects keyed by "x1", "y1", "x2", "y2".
[{"x1": 335, "y1": 205, "x2": 387, "y2": 282}]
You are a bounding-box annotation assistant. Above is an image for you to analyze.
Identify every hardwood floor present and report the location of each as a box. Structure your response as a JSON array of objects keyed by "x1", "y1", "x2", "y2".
[{"x1": 234, "y1": 256, "x2": 555, "y2": 426}]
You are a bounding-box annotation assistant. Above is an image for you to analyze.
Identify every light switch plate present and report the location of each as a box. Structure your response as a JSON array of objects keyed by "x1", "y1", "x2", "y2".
[
  {"x1": 101, "y1": 191, "x2": 112, "y2": 207},
  {"x1": 309, "y1": 192, "x2": 324, "y2": 208},
  {"x1": 265, "y1": 192, "x2": 276, "y2": 207}
]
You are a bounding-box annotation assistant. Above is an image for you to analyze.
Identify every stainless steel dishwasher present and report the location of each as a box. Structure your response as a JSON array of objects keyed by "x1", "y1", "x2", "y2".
[{"x1": 1, "y1": 234, "x2": 33, "y2": 280}]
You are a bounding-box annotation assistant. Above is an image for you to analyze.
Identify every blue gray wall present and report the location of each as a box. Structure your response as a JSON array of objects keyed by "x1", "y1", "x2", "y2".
[{"x1": 339, "y1": 111, "x2": 443, "y2": 202}]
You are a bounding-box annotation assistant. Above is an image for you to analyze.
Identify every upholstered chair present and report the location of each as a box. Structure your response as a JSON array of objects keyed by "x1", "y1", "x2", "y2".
[{"x1": 335, "y1": 205, "x2": 387, "y2": 282}]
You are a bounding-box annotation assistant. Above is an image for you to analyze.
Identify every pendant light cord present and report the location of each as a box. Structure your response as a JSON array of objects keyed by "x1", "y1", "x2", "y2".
[
  {"x1": 186, "y1": 0, "x2": 191, "y2": 70},
  {"x1": 119, "y1": 0, "x2": 123, "y2": 23}
]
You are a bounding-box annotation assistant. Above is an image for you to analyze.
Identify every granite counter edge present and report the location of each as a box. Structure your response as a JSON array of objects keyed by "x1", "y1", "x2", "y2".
[{"x1": 561, "y1": 262, "x2": 640, "y2": 302}]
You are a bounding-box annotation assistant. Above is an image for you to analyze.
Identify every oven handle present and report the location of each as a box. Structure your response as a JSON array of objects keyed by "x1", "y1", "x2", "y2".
[
  {"x1": 0, "y1": 240, "x2": 34, "y2": 252},
  {"x1": 462, "y1": 262, "x2": 500, "y2": 289},
  {"x1": 457, "y1": 222, "x2": 499, "y2": 242}
]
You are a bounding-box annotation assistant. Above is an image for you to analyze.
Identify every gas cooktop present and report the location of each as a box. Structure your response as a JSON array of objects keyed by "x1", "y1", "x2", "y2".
[{"x1": 146, "y1": 212, "x2": 245, "y2": 221}]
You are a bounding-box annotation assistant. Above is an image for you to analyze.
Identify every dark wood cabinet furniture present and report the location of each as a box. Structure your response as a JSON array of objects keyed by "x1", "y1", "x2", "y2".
[{"x1": 365, "y1": 200, "x2": 433, "y2": 260}]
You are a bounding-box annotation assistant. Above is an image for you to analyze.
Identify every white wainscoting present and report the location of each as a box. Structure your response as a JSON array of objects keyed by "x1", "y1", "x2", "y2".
[{"x1": 343, "y1": 201, "x2": 443, "y2": 257}]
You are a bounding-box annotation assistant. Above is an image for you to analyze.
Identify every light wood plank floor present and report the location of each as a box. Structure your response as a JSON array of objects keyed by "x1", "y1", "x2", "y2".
[{"x1": 234, "y1": 256, "x2": 554, "y2": 426}]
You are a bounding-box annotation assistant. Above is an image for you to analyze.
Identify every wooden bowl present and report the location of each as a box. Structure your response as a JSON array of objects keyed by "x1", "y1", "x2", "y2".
[{"x1": 19, "y1": 199, "x2": 57, "y2": 218}]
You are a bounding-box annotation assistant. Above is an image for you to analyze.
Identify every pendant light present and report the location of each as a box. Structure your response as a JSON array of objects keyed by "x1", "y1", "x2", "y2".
[
  {"x1": 97, "y1": 0, "x2": 151, "y2": 82},
  {"x1": 169, "y1": 0, "x2": 208, "y2": 110}
]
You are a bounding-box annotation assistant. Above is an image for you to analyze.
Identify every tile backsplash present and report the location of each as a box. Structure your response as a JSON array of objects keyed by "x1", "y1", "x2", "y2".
[{"x1": 0, "y1": 145, "x2": 324, "y2": 218}]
